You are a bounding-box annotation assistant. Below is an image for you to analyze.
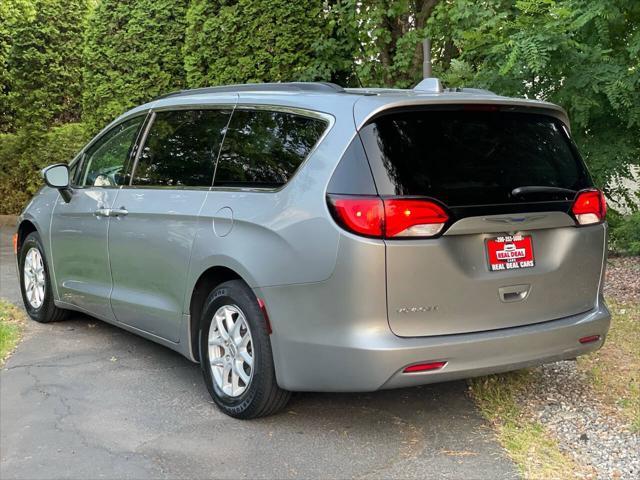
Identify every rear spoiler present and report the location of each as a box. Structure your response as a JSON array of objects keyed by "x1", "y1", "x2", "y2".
[{"x1": 353, "y1": 96, "x2": 570, "y2": 132}]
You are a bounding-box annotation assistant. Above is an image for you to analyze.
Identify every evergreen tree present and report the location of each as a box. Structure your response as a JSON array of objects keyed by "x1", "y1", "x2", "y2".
[
  {"x1": 0, "y1": 1, "x2": 32, "y2": 132},
  {"x1": 2, "y1": 0, "x2": 86, "y2": 132},
  {"x1": 82, "y1": 0, "x2": 188, "y2": 134},
  {"x1": 183, "y1": 0, "x2": 350, "y2": 87}
]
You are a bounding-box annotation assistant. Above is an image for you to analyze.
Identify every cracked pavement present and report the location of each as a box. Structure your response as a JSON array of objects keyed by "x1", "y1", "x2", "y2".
[{"x1": 0, "y1": 226, "x2": 519, "y2": 479}]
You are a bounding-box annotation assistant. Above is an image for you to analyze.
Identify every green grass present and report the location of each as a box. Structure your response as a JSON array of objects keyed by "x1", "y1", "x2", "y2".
[
  {"x1": 0, "y1": 299, "x2": 25, "y2": 365},
  {"x1": 468, "y1": 371, "x2": 578, "y2": 479}
]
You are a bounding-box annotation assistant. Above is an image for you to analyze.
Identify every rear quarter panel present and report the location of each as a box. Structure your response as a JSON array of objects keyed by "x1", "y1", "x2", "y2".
[{"x1": 183, "y1": 100, "x2": 358, "y2": 313}]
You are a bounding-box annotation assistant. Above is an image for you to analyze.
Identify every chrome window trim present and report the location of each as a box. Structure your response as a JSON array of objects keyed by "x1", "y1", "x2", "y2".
[
  {"x1": 151, "y1": 102, "x2": 238, "y2": 113},
  {"x1": 232, "y1": 103, "x2": 334, "y2": 122},
  {"x1": 120, "y1": 185, "x2": 213, "y2": 191}
]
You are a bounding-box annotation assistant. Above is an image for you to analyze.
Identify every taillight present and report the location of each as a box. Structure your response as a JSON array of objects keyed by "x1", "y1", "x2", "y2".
[
  {"x1": 384, "y1": 199, "x2": 449, "y2": 237},
  {"x1": 327, "y1": 195, "x2": 384, "y2": 237},
  {"x1": 572, "y1": 189, "x2": 606, "y2": 225},
  {"x1": 327, "y1": 195, "x2": 449, "y2": 238}
]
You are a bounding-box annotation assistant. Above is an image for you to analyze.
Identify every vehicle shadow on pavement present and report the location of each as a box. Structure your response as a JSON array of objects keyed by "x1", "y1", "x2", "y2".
[{"x1": 1, "y1": 312, "x2": 519, "y2": 479}]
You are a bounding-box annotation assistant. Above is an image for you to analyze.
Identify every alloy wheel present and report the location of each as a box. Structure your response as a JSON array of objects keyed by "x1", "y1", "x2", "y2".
[
  {"x1": 208, "y1": 305, "x2": 254, "y2": 397},
  {"x1": 23, "y1": 247, "x2": 45, "y2": 309}
]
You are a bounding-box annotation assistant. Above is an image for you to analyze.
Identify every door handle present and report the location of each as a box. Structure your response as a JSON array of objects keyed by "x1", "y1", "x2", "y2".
[{"x1": 94, "y1": 207, "x2": 128, "y2": 218}]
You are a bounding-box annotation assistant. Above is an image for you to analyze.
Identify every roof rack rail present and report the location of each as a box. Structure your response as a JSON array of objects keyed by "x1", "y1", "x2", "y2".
[{"x1": 154, "y1": 82, "x2": 345, "y2": 101}]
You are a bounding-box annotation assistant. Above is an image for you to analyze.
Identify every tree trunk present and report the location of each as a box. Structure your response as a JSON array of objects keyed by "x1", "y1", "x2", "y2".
[{"x1": 411, "y1": 0, "x2": 440, "y2": 82}]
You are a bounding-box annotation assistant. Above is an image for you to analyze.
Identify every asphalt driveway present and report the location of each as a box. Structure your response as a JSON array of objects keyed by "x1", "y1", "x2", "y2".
[{"x1": 0, "y1": 226, "x2": 518, "y2": 479}]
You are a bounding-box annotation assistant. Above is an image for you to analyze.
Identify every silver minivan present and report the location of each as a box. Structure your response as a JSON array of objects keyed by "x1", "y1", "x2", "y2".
[{"x1": 15, "y1": 80, "x2": 611, "y2": 418}]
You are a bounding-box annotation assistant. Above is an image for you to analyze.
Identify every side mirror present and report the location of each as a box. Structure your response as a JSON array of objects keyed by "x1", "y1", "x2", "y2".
[{"x1": 42, "y1": 164, "x2": 72, "y2": 202}]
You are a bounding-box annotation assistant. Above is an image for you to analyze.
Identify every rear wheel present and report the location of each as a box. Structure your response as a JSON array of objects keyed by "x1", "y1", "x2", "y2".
[
  {"x1": 199, "y1": 280, "x2": 290, "y2": 419},
  {"x1": 19, "y1": 231, "x2": 67, "y2": 323}
]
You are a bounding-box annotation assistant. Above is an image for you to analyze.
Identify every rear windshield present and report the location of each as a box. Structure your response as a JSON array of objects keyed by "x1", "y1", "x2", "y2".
[{"x1": 360, "y1": 109, "x2": 592, "y2": 206}]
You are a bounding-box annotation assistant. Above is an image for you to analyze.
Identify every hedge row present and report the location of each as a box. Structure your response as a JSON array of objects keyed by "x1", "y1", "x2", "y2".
[{"x1": 0, "y1": 124, "x2": 87, "y2": 214}]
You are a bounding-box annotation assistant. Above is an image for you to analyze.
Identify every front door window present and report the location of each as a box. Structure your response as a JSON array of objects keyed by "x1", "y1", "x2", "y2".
[{"x1": 80, "y1": 116, "x2": 145, "y2": 187}]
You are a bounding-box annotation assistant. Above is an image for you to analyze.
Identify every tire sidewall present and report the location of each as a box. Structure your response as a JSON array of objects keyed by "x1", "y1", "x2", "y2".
[
  {"x1": 19, "y1": 232, "x2": 55, "y2": 321},
  {"x1": 199, "y1": 281, "x2": 271, "y2": 416}
]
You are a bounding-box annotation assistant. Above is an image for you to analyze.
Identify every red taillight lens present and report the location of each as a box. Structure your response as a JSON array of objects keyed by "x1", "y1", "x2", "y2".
[
  {"x1": 327, "y1": 195, "x2": 449, "y2": 239},
  {"x1": 572, "y1": 189, "x2": 606, "y2": 225},
  {"x1": 328, "y1": 195, "x2": 384, "y2": 237},
  {"x1": 384, "y1": 199, "x2": 449, "y2": 237}
]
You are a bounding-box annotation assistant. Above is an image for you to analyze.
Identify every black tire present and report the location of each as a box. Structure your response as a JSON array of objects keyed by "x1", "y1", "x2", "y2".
[
  {"x1": 18, "y1": 231, "x2": 67, "y2": 323},
  {"x1": 199, "y1": 280, "x2": 290, "y2": 419}
]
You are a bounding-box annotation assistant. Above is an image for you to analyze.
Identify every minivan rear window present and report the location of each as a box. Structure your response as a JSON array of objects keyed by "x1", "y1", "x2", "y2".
[{"x1": 360, "y1": 109, "x2": 592, "y2": 206}]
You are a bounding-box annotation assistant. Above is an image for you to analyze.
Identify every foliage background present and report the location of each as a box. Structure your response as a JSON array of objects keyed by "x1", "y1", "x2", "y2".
[
  {"x1": 83, "y1": 0, "x2": 189, "y2": 134},
  {"x1": 1, "y1": 0, "x2": 638, "y2": 246}
]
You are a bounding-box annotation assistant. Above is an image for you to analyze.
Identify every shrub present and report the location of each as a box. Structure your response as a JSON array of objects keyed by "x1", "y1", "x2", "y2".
[
  {"x1": 610, "y1": 211, "x2": 640, "y2": 256},
  {"x1": 4, "y1": 0, "x2": 88, "y2": 131},
  {"x1": 184, "y1": 0, "x2": 330, "y2": 87},
  {"x1": 0, "y1": 1, "x2": 37, "y2": 132},
  {"x1": 82, "y1": 0, "x2": 188, "y2": 135},
  {"x1": 0, "y1": 123, "x2": 87, "y2": 214}
]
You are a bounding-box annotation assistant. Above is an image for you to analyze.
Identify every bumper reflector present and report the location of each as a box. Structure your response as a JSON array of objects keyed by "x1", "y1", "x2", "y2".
[
  {"x1": 579, "y1": 335, "x2": 600, "y2": 344},
  {"x1": 12, "y1": 233, "x2": 18, "y2": 255},
  {"x1": 257, "y1": 298, "x2": 272, "y2": 335},
  {"x1": 403, "y1": 361, "x2": 447, "y2": 373}
]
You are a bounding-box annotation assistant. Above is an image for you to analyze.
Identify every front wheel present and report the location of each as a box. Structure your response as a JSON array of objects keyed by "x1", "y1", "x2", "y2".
[
  {"x1": 199, "y1": 280, "x2": 290, "y2": 419},
  {"x1": 18, "y1": 231, "x2": 67, "y2": 323}
]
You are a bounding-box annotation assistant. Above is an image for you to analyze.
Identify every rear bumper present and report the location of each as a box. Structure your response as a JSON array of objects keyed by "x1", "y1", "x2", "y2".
[{"x1": 267, "y1": 301, "x2": 610, "y2": 392}]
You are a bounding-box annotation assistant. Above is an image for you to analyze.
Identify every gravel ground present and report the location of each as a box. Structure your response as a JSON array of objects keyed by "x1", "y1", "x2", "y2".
[
  {"x1": 519, "y1": 361, "x2": 639, "y2": 479},
  {"x1": 512, "y1": 256, "x2": 640, "y2": 479},
  {"x1": 604, "y1": 256, "x2": 640, "y2": 304}
]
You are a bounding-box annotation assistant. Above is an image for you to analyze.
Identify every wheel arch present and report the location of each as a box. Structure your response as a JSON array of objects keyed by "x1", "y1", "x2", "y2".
[
  {"x1": 17, "y1": 219, "x2": 38, "y2": 254},
  {"x1": 188, "y1": 265, "x2": 247, "y2": 362}
]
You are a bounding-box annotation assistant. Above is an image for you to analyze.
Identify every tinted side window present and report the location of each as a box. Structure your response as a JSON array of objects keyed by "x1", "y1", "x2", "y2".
[
  {"x1": 80, "y1": 116, "x2": 145, "y2": 187},
  {"x1": 327, "y1": 136, "x2": 377, "y2": 195},
  {"x1": 132, "y1": 109, "x2": 231, "y2": 187},
  {"x1": 214, "y1": 109, "x2": 328, "y2": 188}
]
